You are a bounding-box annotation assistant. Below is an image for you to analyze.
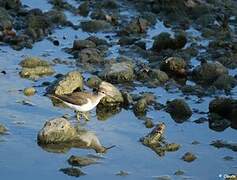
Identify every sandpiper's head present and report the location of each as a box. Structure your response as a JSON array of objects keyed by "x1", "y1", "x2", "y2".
[{"x1": 98, "y1": 81, "x2": 114, "y2": 98}]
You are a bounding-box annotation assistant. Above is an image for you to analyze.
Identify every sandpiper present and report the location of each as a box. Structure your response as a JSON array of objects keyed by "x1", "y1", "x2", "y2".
[{"x1": 50, "y1": 82, "x2": 111, "y2": 120}]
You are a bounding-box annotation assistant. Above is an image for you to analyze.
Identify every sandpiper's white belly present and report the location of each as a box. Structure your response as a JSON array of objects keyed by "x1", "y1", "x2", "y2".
[{"x1": 63, "y1": 98, "x2": 97, "y2": 112}]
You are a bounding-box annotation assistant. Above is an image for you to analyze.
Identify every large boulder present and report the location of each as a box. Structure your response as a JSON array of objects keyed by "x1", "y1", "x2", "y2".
[
  {"x1": 47, "y1": 71, "x2": 83, "y2": 95},
  {"x1": 166, "y1": 99, "x2": 192, "y2": 123},
  {"x1": 99, "y1": 62, "x2": 135, "y2": 83},
  {"x1": 37, "y1": 117, "x2": 107, "y2": 153},
  {"x1": 192, "y1": 61, "x2": 228, "y2": 85}
]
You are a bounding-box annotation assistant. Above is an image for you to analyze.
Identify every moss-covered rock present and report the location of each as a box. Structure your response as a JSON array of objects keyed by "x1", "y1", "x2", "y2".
[
  {"x1": 77, "y1": 48, "x2": 103, "y2": 64},
  {"x1": 73, "y1": 39, "x2": 96, "y2": 50},
  {"x1": 0, "y1": 123, "x2": 7, "y2": 134},
  {"x1": 47, "y1": 71, "x2": 83, "y2": 95},
  {"x1": 20, "y1": 66, "x2": 54, "y2": 80},
  {"x1": 60, "y1": 167, "x2": 85, "y2": 177},
  {"x1": 81, "y1": 20, "x2": 112, "y2": 32},
  {"x1": 152, "y1": 32, "x2": 187, "y2": 52},
  {"x1": 166, "y1": 99, "x2": 192, "y2": 122},
  {"x1": 182, "y1": 152, "x2": 197, "y2": 162},
  {"x1": 98, "y1": 81, "x2": 124, "y2": 105},
  {"x1": 86, "y1": 76, "x2": 102, "y2": 89},
  {"x1": 20, "y1": 57, "x2": 50, "y2": 68},
  {"x1": 213, "y1": 74, "x2": 237, "y2": 91},
  {"x1": 99, "y1": 62, "x2": 135, "y2": 83},
  {"x1": 160, "y1": 57, "x2": 187, "y2": 77},
  {"x1": 19, "y1": 57, "x2": 54, "y2": 80},
  {"x1": 192, "y1": 61, "x2": 228, "y2": 85},
  {"x1": 67, "y1": 155, "x2": 98, "y2": 167},
  {"x1": 23, "y1": 87, "x2": 36, "y2": 96},
  {"x1": 37, "y1": 117, "x2": 107, "y2": 153},
  {"x1": 209, "y1": 97, "x2": 237, "y2": 129},
  {"x1": 0, "y1": 7, "x2": 12, "y2": 30}
]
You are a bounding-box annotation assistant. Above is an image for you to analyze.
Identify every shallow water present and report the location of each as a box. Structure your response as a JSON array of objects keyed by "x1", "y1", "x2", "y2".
[{"x1": 0, "y1": 1, "x2": 237, "y2": 180}]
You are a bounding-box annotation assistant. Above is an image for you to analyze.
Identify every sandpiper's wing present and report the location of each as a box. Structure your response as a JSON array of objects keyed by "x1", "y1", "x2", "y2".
[{"x1": 52, "y1": 92, "x2": 91, "y2": 105}]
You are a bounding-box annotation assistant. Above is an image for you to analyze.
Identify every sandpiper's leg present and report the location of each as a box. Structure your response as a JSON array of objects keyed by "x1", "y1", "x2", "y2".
[
  {"x1": 76, "y1": 111, "x2": 82, "y2": 121},
  {"x1": 82, "y1": 112, "x2": 90, "y2": 121}
]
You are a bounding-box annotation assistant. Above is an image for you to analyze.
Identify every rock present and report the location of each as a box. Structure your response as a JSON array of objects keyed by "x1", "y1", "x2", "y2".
[
  {"x1": 77, "y1": 48, "x2": 103, "y2": 64},
  {"x1": 99, "y1": 62, "x2": 135, "y2": 83},
  {"x1": 73, "y1": 40, "x2": 96, "y2": 50},
  {"x1": 174, "y1": 170, "x2": 185, "y2": 176},
  {"x1": 77, "y1": 1, "x2": 89, "y2": 16},
  {"x1": 47, "y1": 71, "x2": 83, "y2": 95},
  {"x1": 120, "y1": 18, "x2": 150, "y2": 35},
  {"x1": 20, "y1": 57, "x2": 50, "y2": 68},
  {"x1": 81, "y1": 20, "x2": 112, "y2": 32},
  {"x1": 0, "y1": 7, "x2": 12, "y2": 30},
  {"x1": 122, "y1": 92, "x2": 133, "y2": 107},
  {"x1": 149, "y1": 69, "x2": 169, "y2": 84},
  {"x1": 19, "y1": 57, "x2": 54, "y2": 80},
  {"x1": 144, "y1": 118, "x2": 154, "y2": 128},
  {"x1": 37, "y1": 117, "x2": 107, "y2": 153},
  {"x1": 133, "y1": 98, "x2": 148, "y2": 117},
  {"x1": 0, "y1": 123, "x2": 7, "y2": 134},
  {"x1": 209, "y1": 98, "x2": 237, "y2": 129},
  {"x1": 192, "y1": 61, "x2": 228, "y2": 85},
  {"x1": 210, "y1": 140, "x2": 237, "y2": 152},
  {"x1": 98, "y1": 81, "x2": 124, "y2": 105},
  {"x1": 141, "y1": 123, "x2": 180, "y2": 156},
  {"x1": 166, "y1": 99, "x2": 192, "y2": 123},
  {"x1": 213, "y1": 74, "x2": 237, "y2": 91},
  {"x1": 20, "y1": 66, "x2": 54, "y2": 80},
  {"x1": 0, "y1": 0, "x2": 21, "y2": 9},
  {"x1": 86, "y1": 36, "x2": 109, "y2": 46},
  {"x1": 133, "y1": 94, "x2": 156, "y2": 117},
  {"x1": 182, "y1": 152, "x2": 197, "y2": 162},
  {"x1": 141, "y1": 123, "x2": 166, "y2": 146},
  {"x1": 116, "y1": 170, "x2": 129, "y2": 176},
  {"x1": 160, "y1": 57, "x2": 187, "y2": 77},
  {"x1": 208, "y1": 113, "x2": 231, "y2": 132},
  {"x1": 67, "y1": 155, "x2": 98, "y2": 167},
  {"x1": 23, "y1": 87, "x2": 36, "y2": 96},
  {"x1": 86, "y1": 76, "x2": 102, "y2": 89},
  {"x1": 96, "y1": 103, "x2": 121, "y2": 121},
  {"x1": 152, "y1": 32, "x2": 187, "y2": 52},
  {"x1": 100, "y1": 0, "x2": 118, "y2": 9},
  {"x1": 45, "y1": 10, "x2": 67, "y2": 25},
  {"x1": 60, "y1": 167, "x2": 85, "y2": 177}
]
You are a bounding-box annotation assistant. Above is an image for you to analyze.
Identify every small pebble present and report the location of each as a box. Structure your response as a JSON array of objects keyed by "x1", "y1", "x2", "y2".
[
  {"x1": 182, "y1": 152, "x2": 197, "y2": 162},
  {"x1": 23, "y1": 87, "x2": 36, "y2": 96}
]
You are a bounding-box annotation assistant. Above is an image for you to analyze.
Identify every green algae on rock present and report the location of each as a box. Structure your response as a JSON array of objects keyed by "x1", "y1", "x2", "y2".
[
  {"x1": 47, "y1": 71, "x2": 83, "y2": 95},
  {"x1": 37, "y1": 117, "x2": 107, "y2": 153}
]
